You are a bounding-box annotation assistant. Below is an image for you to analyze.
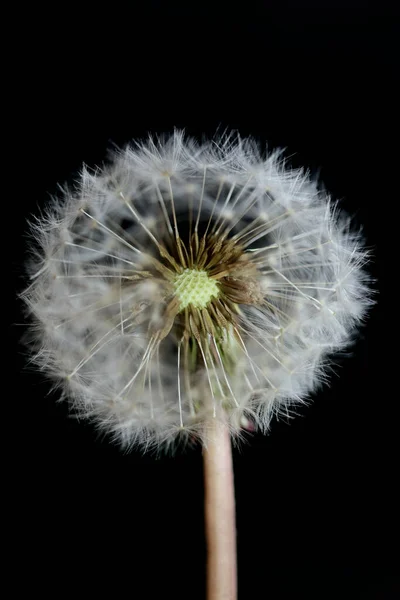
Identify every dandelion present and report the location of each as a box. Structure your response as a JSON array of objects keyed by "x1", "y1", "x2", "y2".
[{"x1": 22, "y1": 131, "x2": 371, "y2": 599}]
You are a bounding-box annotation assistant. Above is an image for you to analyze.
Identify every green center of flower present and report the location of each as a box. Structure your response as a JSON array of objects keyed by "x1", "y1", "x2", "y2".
[{"x1": 174, "y1": 269, "x2": 220, "y2": 310}]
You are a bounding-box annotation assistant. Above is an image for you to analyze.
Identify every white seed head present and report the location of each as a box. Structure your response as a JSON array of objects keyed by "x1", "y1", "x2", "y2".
[{"x1": 22, "y1": 131, "x2": 372, "y2": 451}]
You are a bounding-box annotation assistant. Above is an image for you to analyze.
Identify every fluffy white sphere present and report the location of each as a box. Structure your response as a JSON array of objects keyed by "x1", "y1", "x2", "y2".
[{"x1": 23, "y1": 131, "x2": 371, "y2": 451}]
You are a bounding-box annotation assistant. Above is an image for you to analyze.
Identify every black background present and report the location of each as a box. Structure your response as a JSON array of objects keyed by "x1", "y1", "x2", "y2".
[{"x1": 10, "y1": 3, "x2": 399, "y2": 598}]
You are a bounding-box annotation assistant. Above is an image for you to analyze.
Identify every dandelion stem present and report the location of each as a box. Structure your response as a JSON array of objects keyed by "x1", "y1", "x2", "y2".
[{"x1": 203, "y1": 420, "x2": 237, "y2": 600}]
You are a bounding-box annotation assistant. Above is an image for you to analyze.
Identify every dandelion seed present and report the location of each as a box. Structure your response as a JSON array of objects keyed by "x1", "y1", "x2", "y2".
[{"x1": 22, "y1": 130, "x2": 372, "y2": 452}]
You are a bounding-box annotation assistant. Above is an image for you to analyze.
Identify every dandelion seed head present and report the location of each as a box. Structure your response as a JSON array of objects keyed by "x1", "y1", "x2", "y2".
[{"x1": 22, "y1": 130, "x2": 372, "y2": 451}]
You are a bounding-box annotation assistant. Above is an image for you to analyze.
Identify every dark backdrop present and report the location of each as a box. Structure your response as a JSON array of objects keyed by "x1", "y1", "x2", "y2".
[{"x1": 10, "y1": 3, "x2": 398, "y2": 598}]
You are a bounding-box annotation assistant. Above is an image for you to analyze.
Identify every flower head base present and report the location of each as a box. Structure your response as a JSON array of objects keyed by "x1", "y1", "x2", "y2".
[
  {"x1": 174, "y1": 269, "x2": 220, "y2": 310},
  {"x1": 23, "y1": 131, "x2": 371, "y2": 451}
]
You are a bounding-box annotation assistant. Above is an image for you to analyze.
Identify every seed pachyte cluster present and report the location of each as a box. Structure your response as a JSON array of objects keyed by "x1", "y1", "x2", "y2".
[{"x1": 23, "y1": 132, "x2": 371, "y2": 450}]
